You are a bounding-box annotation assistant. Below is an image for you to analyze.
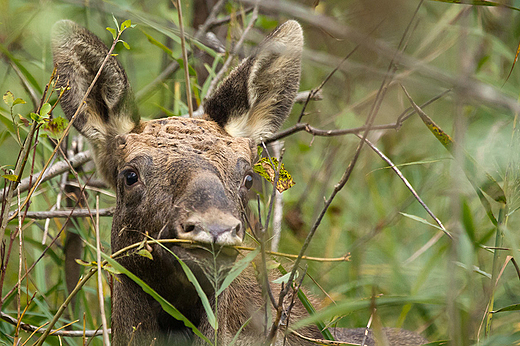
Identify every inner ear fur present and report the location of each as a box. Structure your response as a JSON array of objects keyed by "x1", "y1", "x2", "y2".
[
  {"x1": 52, "y1": 20, "x2": 140, "y2": 186},
  {"x1": 204, "y1": 20, "x2": 303, "y2": 144}
]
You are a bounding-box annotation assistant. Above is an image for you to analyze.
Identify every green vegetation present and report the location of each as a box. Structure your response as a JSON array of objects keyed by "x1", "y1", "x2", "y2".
[{"x1": 1, "y1": 0, "x2": 520, "y2": 345}]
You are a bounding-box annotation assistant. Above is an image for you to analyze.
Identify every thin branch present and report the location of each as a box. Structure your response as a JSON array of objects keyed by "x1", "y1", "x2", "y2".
[
  {"x1": 95, "y1": 196, "x2": 110, "y2": 345},
  {"x1": 0, "y1": 68, "x2": 55, "y2": 241},
  {"x1": 174, "y1": 0, "x2": 193, "y2": 118},
  {"x1": 297, "y1": 21, "x2": 383, "y2": 123},
  {"x1": 204, "y1": 2, "x2": 259, "y2": 101},
  {"x1": 265, "y1": 89, "x2": 449, "y2": 144},
  {"x1": 208, "y1": 7, "x2": 255, "y2": 30},
  {"x1": 194, "y1": 0, "x2": 227, "y2": 41},
  {"x1": 358, "y1": 134, "x2": 452, "y2": 239},
  {"x1": 9, "y1": 208, "x2": 114, "y2": 220},
  {"x1": 0, "y1": 151, "x2": 93, "y2": 203},
  {"x1": 0, "y1": 312, "x2": 106, "y2": 337}
]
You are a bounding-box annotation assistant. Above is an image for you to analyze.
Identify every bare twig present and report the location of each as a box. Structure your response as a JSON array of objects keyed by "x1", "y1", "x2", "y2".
[
  {"x1": 1, "y1": 106, "x2": 43, "y2": 240},
  {"x1": 0, "y1": 151, "x2": 92, "y2": 203},
  {"x1": 194, "y1": 0, "x2": 227, "y2": 41},
  {"x1": 357, "y1": 134, "x2": 452, "y2": 239},
  {"x1": 96, "y1": 196, "x2": 110, "y2": 346},
  {"x1": 174, "y1": 0, "x2": 193, "y2": 118},
  {"x1": 266, "y1": 89, "x2": 449, "y2": 144},
  {"x1": 209, "y1": 7, "x2": 255, "y2": 29},
  {"x1": 297, "y1": 21, "x2": 383, "y2": 123},
  {"x1": 204, "y1": 2, "x2": 259, "y2": 100},
  {"x1": 0, "y1": 312, "x2": 106, "y2": 337},
  {"x1": 8, "y1": 208, "x2": 114, "y2": 220}
]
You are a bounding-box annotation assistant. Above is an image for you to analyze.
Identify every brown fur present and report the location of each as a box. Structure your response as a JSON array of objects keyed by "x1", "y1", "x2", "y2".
[{"x1": 52, "y1": 20, "x2": 427, "y2": 345}]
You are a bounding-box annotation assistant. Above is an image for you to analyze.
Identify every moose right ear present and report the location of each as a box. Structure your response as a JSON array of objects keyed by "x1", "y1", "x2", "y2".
[
  {"x1": 204, "y1": 20, "x2": 303, "y2": 144},
  {"x1": 52, "y1": 20, "x2": 139, "y2": 186}
]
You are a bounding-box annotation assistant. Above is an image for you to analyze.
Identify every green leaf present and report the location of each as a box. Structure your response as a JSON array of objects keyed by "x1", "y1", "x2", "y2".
[
  {"x1": 141, "y1": 30, "x2": 173, "y2": 56},
  {"x1": 13, "y1": 98, "x2": 25, "y2": 106},
  {"x1": 103, "y1": 264, "x2": 122, "y2": 275},
  {"x1": 2, "y1": 174, "x2": 18, "y2": 182},
  {"x1": 217, "y1": 248, "x2": 260, "y2": 296},
  {"x1": 75, "y1": 259, "x2": 94, "y2": 267},
  {"x1": 0, "y1": 44, "x2": 42, "y2": 94},
  {"x1": 112, "y1": 15, "x2": 119, "y2": 32},
  {"x1": 3, "y1": 91, "x2": 14, "y2": 107},
  {"x1": 106, "y1": 27, "x2": 117, "y2": 40},
  {"x1": 149, "y1": 239, "x2": 217, "y2": 330},
  {"x1": 122, "y1": 41, "x2": 131, "y2": 50},
  {"x1": 400, "y1": 212, "x2": 443, "y2": 230},
  {"x1": 415, "y1": 104, "x2": 505, "y2": 204},
  {"x1": 271, "y1": 272, "x2": 293, "y2": 284},
  {"x1": 136, "y1": 249, "x2": 153, "y2": 260},
  {"x1": 292, "y1": 295, "x2": 442, "y2": 331},
  {"x1": 98, "y1": 250, "x2": 213, "y2": 345},
  {"x1": 39, "y1": 103, "x2": 51, "y2": 117},
  {"x1": 176, "y1": 58, "x2": 197, "y2": 77},
  {"x1": 492, "y1": 303, "x2": 520, "y2": 313},
  {"x1": 404, "y1": 89, "x2": 506, "y2": 226}
]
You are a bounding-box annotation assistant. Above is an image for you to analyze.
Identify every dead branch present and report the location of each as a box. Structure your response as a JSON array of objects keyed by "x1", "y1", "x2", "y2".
[
  {"x1": 8, "y1": 208, "x2": 114, "y2": 220},
  {"x1": 1, "y1": 311, "x2": 106, "y2": 337},
  {"x1": 0, "y1": 151, "x2": 92, "y2": 203}
]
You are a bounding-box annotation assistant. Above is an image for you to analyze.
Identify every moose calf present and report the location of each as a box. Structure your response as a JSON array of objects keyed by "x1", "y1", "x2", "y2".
[{"x1": 52, "y1": 19, "x2": 427, "y2": 346}]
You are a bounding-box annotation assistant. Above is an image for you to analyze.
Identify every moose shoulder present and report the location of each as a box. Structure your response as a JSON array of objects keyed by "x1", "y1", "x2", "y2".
[{"x1": 52, "y1": 19, "x2": 428, "y2": 346}]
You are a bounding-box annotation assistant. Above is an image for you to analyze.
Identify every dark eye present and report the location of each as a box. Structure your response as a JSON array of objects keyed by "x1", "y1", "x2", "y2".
[
  {"x1": 243, "y1": 173, "x2": 254, "y2": 190},
  {"x1": 124, "y1": 170, "x2": 139, "y2": 186}
]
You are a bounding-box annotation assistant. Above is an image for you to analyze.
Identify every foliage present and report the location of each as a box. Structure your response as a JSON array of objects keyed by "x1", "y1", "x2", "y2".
[{"x1": 1, "y1": 0, "x2": 520, "y2": 345}]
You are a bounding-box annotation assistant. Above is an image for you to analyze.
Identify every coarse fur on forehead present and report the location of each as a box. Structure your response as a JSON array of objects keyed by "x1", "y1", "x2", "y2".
[{"x1": 117, "y1": 117, "x2": 256, "y2": 174}]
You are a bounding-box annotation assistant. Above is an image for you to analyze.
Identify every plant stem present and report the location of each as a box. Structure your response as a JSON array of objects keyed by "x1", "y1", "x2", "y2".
[{"x1": 485, "y1": 204, "x2": 507, "y2": 335}]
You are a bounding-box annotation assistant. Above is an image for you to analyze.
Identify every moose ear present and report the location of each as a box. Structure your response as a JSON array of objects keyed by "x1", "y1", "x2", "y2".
[
  {"x1": 52, "y1": 20, "x2": 139, "y2": 186},
  {"x1": 204, "y1": 20, "x2": 303, "y2": 144}
]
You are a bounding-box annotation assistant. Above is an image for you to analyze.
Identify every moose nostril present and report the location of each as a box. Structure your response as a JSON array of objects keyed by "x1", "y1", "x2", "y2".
[{"x1": 184, "y1": 224, "x2": 196, "y2": 233}]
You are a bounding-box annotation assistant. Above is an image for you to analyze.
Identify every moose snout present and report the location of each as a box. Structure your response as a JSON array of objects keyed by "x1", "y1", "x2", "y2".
[{"x1": 177, "y1": 209, "x2": 243, "y2": 246}]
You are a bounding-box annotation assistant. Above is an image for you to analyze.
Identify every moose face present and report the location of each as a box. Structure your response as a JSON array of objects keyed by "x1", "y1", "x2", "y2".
[
  {"x1": 52, "y1": 19, "x2": 303, "y2": 273},
  {"x1": 110, "y1": 117, "x2": 255, "y2": 260}
]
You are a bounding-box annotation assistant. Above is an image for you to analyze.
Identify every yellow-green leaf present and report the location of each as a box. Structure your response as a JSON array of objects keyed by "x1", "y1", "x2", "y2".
[
  {"x1": 3, "y1": 91, "x2": 14, "y2": 107},
  {"x1": 106, "y1": 27, "x2": 117, "y2": 40},
  {"x1": 13, "y1": 98, "x2": 25, "y2": 106},
  {"x1": 121, "y1": 19, "x2": 132, "y2": 31},
  {"x1": 254, "y1": 157, "x2": 295, "y2": 193},
  {"x1": 2, "y1": 174, "x2": 18, "y2": 182},
  {"x1": 136, "y1": 249, "x2": 153, "y2": 260}
]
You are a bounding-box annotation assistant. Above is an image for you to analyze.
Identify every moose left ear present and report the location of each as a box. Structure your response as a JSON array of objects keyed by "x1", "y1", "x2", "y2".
[{"x1": 204, "y1": 20, "x2": 303, "y2": 144}]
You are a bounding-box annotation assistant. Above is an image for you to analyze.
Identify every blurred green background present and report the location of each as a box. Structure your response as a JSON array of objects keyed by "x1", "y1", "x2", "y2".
[{"x1": 2, "y1": 0, "x2": 520, "y2": 345}]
